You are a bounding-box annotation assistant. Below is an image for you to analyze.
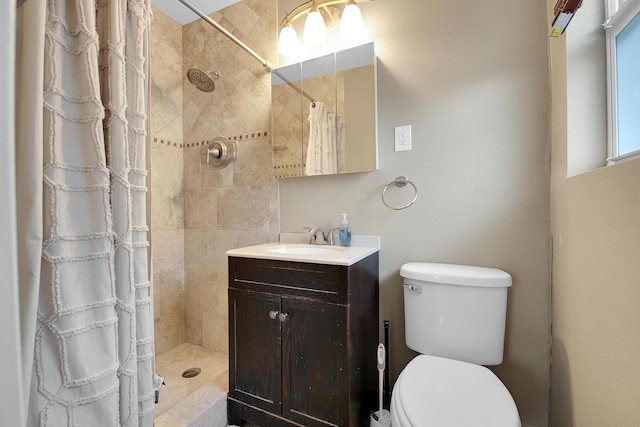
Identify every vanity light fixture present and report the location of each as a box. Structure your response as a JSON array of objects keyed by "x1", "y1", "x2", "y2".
[
  {"x1": 303, "y1": 4, "x2": 328, "y2": 45},
  {"x1": 340, "y1": 0, "x2": 364, "y2": 39},
  {"x1": 278, "y1": 23, "x2": 300, "y2": 55},
  {"x1": 278, "y1": 0, "x2": 366, "y2": 57}
]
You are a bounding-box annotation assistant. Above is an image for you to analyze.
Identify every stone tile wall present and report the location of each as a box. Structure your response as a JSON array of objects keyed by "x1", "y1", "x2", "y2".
[
  {"x1": 150, "y1": 1, "x2": 278, "y2": 355},
  {"x1": 150, "y1": 9, "x2": 185, "y2": 355},
  {"x1": 182, "y1": 0, "x2": 278, "y2": 353}
]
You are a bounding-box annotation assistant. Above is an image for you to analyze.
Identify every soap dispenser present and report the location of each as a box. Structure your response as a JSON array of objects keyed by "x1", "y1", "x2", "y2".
[{"x1": 339, "y1": 213, "x2": 351, "y2": 247}]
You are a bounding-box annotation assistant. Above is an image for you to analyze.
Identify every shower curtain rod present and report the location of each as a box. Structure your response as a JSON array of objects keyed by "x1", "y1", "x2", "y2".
[
  {"x1": 177, "y1": 0, "x2": 273, "y2": 70},
  {"x1": 178, "y1": 0, "x2": 317, "y2": 104},
  {"x1": 273, "y1": 69, "x2": 316, "y2": 105}
]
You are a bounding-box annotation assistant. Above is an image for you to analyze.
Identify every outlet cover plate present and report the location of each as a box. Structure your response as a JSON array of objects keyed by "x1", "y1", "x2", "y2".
[{"x1": 394, "y1": 125, "x2": 412, "y2": 151}]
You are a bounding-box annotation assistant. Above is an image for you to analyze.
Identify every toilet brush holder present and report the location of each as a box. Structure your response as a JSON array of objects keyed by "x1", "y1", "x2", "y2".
[{"x1": 370, "y1": 409, "x2": 391, "y2": 427}]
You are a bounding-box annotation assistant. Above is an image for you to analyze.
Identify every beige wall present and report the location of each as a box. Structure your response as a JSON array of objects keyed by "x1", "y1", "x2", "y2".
[
  {"x1": 549, "y1": 0, "x2": 640, "y2": 426},
  {"x1": 279, "y1": 0, "x2": 552, "y2": 426}
]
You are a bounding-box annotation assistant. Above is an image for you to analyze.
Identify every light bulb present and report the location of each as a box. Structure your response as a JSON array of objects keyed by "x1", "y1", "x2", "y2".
[
  {"x1": 340, "y1": 1, "x2": 364, "y2": 40},
  {"x1": 278, "y1": 24, "x2": 300, "y2": 57},
  {"x1": 303, "y1": 7, "x2": 327, "y2": 45}
]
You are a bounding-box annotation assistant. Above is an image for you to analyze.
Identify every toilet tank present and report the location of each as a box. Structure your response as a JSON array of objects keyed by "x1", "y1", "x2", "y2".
[{"x1": 400, "y1": 262, "x2": 512, "y2": 366}]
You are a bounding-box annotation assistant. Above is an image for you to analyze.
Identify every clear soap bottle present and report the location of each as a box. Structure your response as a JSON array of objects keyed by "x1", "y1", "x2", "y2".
[{"x1": 339, "y1": 213, "x2": 351, "y2": 247}]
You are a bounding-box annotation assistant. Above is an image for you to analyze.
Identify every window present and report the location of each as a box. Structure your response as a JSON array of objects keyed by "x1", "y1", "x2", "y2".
[{"x1": 605, "y1": 0, "x2": 640, "y2": 164}]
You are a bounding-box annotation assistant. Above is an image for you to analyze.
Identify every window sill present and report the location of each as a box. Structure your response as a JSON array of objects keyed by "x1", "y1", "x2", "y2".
[{"x1": 606, "y1": 149, "x2": 640, "y2": 166}]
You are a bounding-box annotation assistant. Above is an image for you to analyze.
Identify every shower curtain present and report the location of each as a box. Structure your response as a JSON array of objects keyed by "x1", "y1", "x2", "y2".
[
  {"x1": 16, "y1": 0, "x2": 155, "y2": 425},
  {"x1": 305, "y1": 101, "x2": 343, "y2": 175}
]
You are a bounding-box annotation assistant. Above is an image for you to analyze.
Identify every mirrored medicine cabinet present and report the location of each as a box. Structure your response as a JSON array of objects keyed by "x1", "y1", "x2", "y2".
[{"x1": 271, "y1": 42, "x2": 378, "y2": 178}]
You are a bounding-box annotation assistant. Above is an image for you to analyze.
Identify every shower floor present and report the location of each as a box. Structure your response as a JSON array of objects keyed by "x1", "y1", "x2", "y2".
[{"x1": 154, "y1": 343, "x2": 229, "y2": 427}]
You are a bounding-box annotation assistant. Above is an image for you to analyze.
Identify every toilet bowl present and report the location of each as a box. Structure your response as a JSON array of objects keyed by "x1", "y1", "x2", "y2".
[
  {"x1": 390, "y1": 355, "x2": 520, "y2": 427},
  {"x1": 391, "y1": 263, "x2": 521, "y2": 427}
]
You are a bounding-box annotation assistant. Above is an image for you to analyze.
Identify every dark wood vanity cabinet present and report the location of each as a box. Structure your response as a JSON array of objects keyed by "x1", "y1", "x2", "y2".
[{"x1": 227, "y1": 254, "x2": 379, "y2": 427}]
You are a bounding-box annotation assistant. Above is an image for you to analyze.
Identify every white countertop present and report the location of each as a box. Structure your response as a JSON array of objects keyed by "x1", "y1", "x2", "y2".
[{"x1": 226, "y1": 235, "x2": 380, "y2": 266}]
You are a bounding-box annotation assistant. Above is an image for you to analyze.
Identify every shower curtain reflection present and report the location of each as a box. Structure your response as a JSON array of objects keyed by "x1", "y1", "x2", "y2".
[{"x1": 305, "y1": 101, "x2": 344, "y2": 175}]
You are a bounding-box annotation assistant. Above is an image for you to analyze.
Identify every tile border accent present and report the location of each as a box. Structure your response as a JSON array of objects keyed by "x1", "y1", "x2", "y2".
[
  {"x1": 153, "y1": 131, "x2": 269, "y2": 151},
  {"x1": 273, "y1": 163, "x2": 303, "y2": 179},
  {"x1": 153, "y1": 137, "x2": 183, "y2": 149},
  {"x1": 184, "y1": 131, "x2": 269, "y2": 149}
]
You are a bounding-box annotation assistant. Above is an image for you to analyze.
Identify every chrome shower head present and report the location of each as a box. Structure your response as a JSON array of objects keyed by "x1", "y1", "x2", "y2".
[{"x1": 186, "y1": 68, "x2": 220, "y2": 93}]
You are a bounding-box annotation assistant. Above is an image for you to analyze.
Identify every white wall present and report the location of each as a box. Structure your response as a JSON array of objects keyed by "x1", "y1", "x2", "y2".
[
  {"x1": 279, "y1": 0, "x2": 552, "y2": 425},
  {"x1": 565, "y1": 0, "x2": 607, "y2": 175},
  {"x1": 0, "y1": 2, "x2": 26, "y2": 425}
]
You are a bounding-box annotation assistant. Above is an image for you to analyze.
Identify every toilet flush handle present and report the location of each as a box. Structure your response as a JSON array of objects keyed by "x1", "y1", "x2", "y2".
[{"x1": 403, "y1": 283, "x2": 422, "y2": 294}]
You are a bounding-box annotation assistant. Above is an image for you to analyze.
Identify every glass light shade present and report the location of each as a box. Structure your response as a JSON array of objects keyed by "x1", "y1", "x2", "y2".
[
  {"x1": 340, "y1": 2, "x2": 364, "y2": 40},
  {"x1": 303, "y1": 8, "x2": 327, "y2": 45},
  {"x1": 278, "y1": 24, "x2": 300, "y2": 57}
]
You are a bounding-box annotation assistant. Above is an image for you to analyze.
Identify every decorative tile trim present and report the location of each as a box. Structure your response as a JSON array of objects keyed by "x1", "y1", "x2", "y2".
[
  {"x1": 226, "y1": 131, "x2": 269, "y2": 142},
  {"x1": 184, "y1": 131, "x2": 269, "y2": 149},
  {"x1": 273, "y1": 163, "x2": 302, "y2": 179},
  {"x1": 152, "y1": 137, "x2": 183, "y2": 148},
  {"x1": 153, "y1": 131, "x2": 269, "y2": 151}
]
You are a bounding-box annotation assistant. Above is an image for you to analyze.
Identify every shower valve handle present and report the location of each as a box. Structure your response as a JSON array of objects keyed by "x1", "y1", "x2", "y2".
[{"x1": 206, "y1": 147, "x2": 221, "y2": 163}]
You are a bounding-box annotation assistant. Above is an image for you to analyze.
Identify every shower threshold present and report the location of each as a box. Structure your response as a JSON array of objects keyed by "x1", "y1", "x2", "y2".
[{"x1": 154, "y1": 343, "x2": 229, "y2": 427}]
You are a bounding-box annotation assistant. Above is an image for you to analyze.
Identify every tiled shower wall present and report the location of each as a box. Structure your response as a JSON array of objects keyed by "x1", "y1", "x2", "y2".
[
  {"x1": 182, "y1": 0, "x2": 278, "y2": 353},
  {"x1": 150, "y1": 9, "x2": 185, "y2": 355},
  {"x1": 150, "y1": 1, "x2": 279, "y2": 355}
]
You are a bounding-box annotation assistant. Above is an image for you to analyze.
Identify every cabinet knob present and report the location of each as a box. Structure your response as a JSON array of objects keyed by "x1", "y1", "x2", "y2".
[
  {"x1": 278, "y1": 312, "x2": 288, "y2": 322},
  {"x1": 269, "y1": 310, "x2": 279, "y2": 320}
]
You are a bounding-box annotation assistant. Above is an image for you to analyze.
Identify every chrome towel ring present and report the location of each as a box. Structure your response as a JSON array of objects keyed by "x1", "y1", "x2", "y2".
[{"x1": 381, "y1": 176, "x2": 418, "y2": 210}]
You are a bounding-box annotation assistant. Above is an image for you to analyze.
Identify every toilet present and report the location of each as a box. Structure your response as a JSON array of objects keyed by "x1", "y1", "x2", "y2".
[{"x1": 391, "y1": 262, "x2": 521, "y2": 427}]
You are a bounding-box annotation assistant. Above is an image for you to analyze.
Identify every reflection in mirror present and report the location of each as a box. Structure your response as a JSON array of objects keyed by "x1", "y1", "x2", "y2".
[{"x1": 272, "y1": 42, "x2": 378, "y2": 178}]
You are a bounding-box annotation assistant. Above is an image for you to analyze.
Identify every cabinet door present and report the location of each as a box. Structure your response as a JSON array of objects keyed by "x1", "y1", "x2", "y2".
[
  {"x1": 281, "y1": 297, "x2": 349, "y2": 427},
  {"x1": 229, "y1": 288, "x2": 282, "y2": 414}
]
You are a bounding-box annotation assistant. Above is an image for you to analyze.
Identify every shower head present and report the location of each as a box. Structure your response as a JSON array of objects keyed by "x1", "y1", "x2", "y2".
[{"x1": 187, "y1": 68, "x2": 220, "y2": 93}]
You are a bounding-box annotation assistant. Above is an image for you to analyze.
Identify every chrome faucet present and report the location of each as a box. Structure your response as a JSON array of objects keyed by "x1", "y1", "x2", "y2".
[
  {"x1": 305, "y1": 226, "x2": 328, "y2": 244},
  {"x1": 304, "y1": 226, "x2": 341, "y2": 245},
  {"x1": 326, "y1": 228, "x2": 340, "y2": 245}
]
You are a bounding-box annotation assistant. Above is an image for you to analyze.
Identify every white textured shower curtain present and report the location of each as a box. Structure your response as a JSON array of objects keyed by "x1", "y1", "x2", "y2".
[{"x1": 16, "y1": 0, "x2": 155, "y2": 425}]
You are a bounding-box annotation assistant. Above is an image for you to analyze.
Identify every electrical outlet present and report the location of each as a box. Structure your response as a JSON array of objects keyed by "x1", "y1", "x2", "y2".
[{"x1": 394, "y1": 125, "x2": 412, "y2": 151}]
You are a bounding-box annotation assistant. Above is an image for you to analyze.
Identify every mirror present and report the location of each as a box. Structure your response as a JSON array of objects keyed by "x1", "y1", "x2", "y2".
[{"x1": 272, "y1": 42, "x2": 378, "y2": 178}]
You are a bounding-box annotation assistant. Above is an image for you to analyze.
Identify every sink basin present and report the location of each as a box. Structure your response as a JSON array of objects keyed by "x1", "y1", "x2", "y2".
[{"x1": 266, "y1": 245, "x2": 346, "y2": 255}]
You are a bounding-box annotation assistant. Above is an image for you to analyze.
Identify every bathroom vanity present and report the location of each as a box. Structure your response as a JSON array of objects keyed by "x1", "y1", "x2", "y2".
[{"x1": 226, "y1": 243, "x2": 379, "y2": 427}]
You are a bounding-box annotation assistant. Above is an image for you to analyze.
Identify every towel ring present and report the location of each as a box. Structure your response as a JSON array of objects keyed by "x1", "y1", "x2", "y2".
[{"x1": 382, "y1": 176, "x2": 418, "y2": 210}]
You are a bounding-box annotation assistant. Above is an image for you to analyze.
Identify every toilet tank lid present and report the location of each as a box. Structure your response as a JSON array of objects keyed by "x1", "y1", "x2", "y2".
[{"x1": 400, "y1": 262, "x2": 512, "y2": 288}]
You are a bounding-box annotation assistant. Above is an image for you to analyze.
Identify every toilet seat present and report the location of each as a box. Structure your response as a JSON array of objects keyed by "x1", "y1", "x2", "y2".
[{"x1": 390, "y1": 355, "x2": 520, "y2": 427}]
